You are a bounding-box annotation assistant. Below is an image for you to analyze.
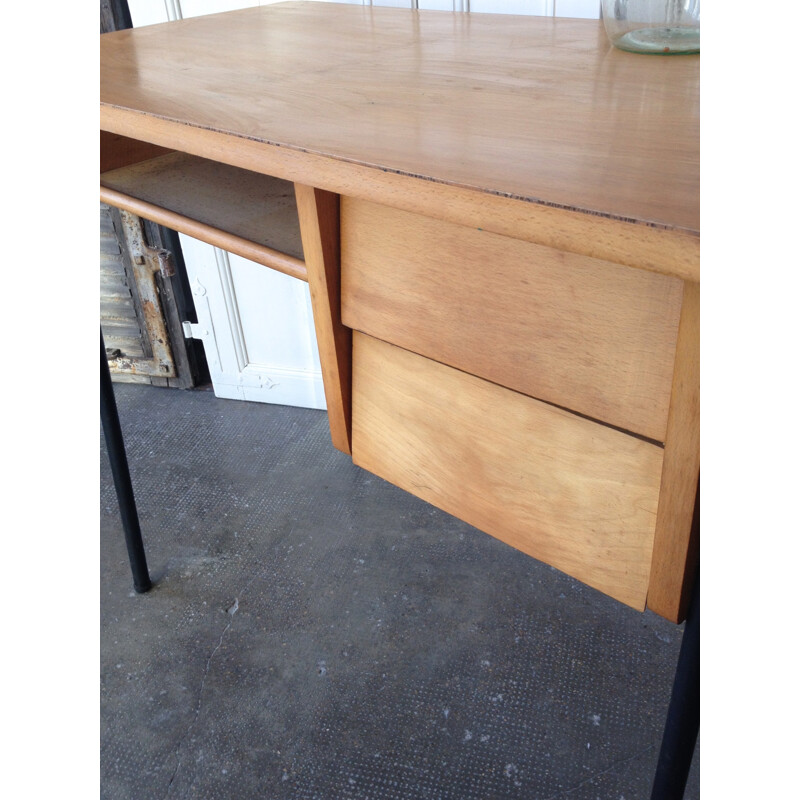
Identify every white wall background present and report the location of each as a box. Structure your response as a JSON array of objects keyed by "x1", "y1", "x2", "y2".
[{"x1": 131, "y1": 1, "x2": 601, "y2": 27}]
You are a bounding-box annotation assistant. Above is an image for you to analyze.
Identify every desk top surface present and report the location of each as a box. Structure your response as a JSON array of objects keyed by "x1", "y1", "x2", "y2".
[{"x1": 100, "y1": 1, "x2": 699, "y2": 235}]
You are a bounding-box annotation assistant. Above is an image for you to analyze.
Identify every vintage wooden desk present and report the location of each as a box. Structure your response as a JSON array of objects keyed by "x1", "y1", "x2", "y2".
[{"x1": 100, "y1": 1, "x2": 698, "y2": 792}]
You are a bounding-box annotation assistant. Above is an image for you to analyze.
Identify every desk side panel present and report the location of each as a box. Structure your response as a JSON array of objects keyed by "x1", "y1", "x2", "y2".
[
  {"x1": 295, "y1": 185, "x2": 352, "y2": 454},
  {"x1": 352, "y1": 333, "x2": 664, "y2": 611},
  {"x1": 646, "y1": 281, "x2": 700, "y2": 622}
]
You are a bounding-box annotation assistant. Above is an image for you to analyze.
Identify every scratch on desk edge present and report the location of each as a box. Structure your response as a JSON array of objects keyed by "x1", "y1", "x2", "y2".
[{"x1": 99, "y1": 105, "x2": 700, "y2": 238}]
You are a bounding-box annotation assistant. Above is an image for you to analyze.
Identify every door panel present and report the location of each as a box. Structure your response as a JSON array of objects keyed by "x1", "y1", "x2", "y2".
[{"x1": 179, "y1": 235, "x2": 325, "y2": 407}]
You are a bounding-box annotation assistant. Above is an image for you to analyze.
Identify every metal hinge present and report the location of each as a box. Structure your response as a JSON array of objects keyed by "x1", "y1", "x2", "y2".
[{"x1": 152, "y1": 248, "x2": 176, "y2": 279}]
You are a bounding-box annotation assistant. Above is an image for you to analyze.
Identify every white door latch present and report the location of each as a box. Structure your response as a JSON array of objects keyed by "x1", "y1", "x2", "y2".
[{"x1": 181, "y1": 321, "x2": 207, "y2": 340}]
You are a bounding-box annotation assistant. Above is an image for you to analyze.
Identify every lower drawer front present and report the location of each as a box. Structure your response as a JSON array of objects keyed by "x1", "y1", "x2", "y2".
[{"x1": 351, "y1": 332, "x2": 665, "y2": 610}]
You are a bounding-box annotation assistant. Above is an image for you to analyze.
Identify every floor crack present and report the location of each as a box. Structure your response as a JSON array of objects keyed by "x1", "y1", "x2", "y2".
[
  {"x1": 164, "y1": 616, "x2": 233, "y2": 797},
  {"x1": 163, "y1": 564, "x2": 266, "y2": 798},
  {"x1": 539, "y1": 742, "x2": 656, "y2": 800}
]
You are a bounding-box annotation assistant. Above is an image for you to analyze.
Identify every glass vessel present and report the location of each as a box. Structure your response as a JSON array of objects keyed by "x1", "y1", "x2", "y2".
[{"x1": 602, "y1": 0, "x2": 700, "y2": 55}]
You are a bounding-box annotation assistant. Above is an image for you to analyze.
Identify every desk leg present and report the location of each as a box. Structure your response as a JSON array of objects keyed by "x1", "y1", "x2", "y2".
[
  {"x1": 650, "y1": 566, "x2": 699, "y2": 799},
  {"x1": 101, "y1": 329, "x2": 152, "y2": 593}
]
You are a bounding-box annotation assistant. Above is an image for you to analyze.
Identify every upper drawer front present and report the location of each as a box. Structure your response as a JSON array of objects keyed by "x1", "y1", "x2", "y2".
[{"x1": 341, "y1": 197, "x2": 683, "y2": 442}]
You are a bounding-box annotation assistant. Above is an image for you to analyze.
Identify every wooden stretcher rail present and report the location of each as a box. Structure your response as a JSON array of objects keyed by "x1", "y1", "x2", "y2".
[
  {"x1": 99, "y1": 185, "x2": 308, "y2": 282},
  {"x1": 100, "y1": 150, "x2": 307, "y2": 282}
]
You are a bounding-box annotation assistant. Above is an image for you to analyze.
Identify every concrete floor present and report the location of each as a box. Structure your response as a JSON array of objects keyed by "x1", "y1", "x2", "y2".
[{"x1": 101, "y1": 383, "x2": 699, "y2": 800}]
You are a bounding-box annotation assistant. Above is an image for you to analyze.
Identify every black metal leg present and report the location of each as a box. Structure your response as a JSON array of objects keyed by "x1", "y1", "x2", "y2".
[
  {"x1": 650, "y1": 566, "x2": 699, "y2": 800},
  {"x1": 101, "y1": 329, "x2": 152, "y2": 593}
]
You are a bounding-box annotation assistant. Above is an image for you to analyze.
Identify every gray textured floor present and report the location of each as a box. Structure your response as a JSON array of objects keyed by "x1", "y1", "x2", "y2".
[{"x1": 101, "y1": 383, "x2": 699, "y2": 800}]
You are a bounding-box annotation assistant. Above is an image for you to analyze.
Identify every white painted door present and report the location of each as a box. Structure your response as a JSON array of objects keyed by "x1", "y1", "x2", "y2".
[{"x1": 125, "y1": 0, "x2": 600, "y2": 407}]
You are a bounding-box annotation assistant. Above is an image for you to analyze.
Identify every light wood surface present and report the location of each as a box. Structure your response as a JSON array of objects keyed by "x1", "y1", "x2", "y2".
[
  {"x1": 342, "y1": 197, "x2": 683, "y2": 442},
  {"x1": 647, "y1": 282, "x2": 700, "y2": 622},
  {"x1": 295, "y1": 184, "x2": 351, "y2": 454},
  {"x1": 100, "y1": 106, "x2": 698, "y2": 283},
  {"x1": 100, "y1": 2, "x2": 700, "y2": 620},
  {"x1": 101, "y1": 151, "x2": 307, "y2": 279},
  {"x1": 352, "y1": 333, "x2": 664, "y2": 611},
  {"x1": 100, "y1": 2, "x2": 698, "y2": 237}
]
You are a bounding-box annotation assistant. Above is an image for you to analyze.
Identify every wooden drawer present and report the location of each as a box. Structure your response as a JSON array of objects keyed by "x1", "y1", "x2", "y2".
[
  {"x1": 341, "y1": 197, "x2": 684, "y2": 442},
  {"x1": 351, "y1": 332, "x2": 665, "y2": 611}
]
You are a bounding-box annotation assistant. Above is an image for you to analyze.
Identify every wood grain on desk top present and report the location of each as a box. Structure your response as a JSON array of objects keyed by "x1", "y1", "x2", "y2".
[{"x1": 100, "y1": 1, "x2": 699, "y2": 236}]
